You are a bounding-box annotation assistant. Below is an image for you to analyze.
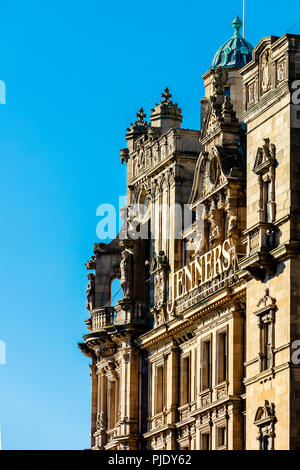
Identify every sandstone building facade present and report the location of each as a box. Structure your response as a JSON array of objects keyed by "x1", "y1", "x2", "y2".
[{"x1": 79, "y1": 17, "x2": 300, "y2": 450}]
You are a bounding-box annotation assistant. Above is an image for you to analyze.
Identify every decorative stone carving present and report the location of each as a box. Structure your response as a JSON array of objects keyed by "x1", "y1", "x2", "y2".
[
  {"x1": 189, "y1": 231, "x2": 204, "y2": 258},
  {"x1": 212, "y1": 68, "x2": 228, "y2": 96},
  {"x1": 86, "y1": 273, "x2": 95, "y2": 311},
  {"x1": 209, "y1": 156, "x2": 220, "y2": 186},
  {"x1": 154, "y1": 271, "x2": 165, "y2": 308},
  {"x1": 227, "y1": 209, "x2": 238, "y2": 236},
  {"x1": 96, "y1": 411, "x2": 106, "y2": 431},
  {"x1": 152, "y1": 251, "x2": 169, "y2": 309},
  {"x1": 254, "y1": 401, "x2": 276, "y2": 450},
  {"x1": 277, "y1": 60, "x2": 285, "y2": 83},
  {"x1": 206, "y1": 107, "x2": 219, "y2": 137},
  {"x1": 120, "y1": 247, "x2": 133, "y2": 299},
  {"x1": 209, "y1": 201, "x2": 221, "y2": 243},
  {"x1": 253, "y1": 139, "x2": 276, "y2": 225},
  {"x1": 261, "y1": 50, "x2": 271, "y2": 94},
  {"x1": 254, "y1": 138, "x2": 276, "y2": 171},
  {"x1": 248, "y1": 81, "x2": 256, "y2": 105},
  {"x1": 120, "y1": 148, "x2": 129, "y2": 165},
  {"x1": 256, "y1": 288, "x2": 276, "y2": 310},
  {"x1": 85, "y1": 255, "x2": 96, "y2": 270}
]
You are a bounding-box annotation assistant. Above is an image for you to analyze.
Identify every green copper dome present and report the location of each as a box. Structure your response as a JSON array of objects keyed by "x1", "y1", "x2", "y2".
[{"x1": 211, "y1": 16, "x2": 253, "y2": 70}]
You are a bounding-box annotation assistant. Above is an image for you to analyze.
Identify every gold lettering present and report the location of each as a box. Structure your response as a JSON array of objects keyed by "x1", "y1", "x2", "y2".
[
  {"x1": 176, "y1": 269, "x2": 184, "y2": 299},
  {"x1": 183, "y1": 265, "x2": 193, "y2": 294},
  {"x1": 167, "y1": 238, "x2": 235, "y2": 314},
  {"x1": 204, "y1": 251, "x2": 213, "y2": 283},
  {"x1": 222, "y1": 239, "x2": 231, "y2": 271},
  {"x1": 213, "y1": 244, "x2": 222, "y2": 277},
  {"x1": 167, "y1": 273, "x2": 175, "y2": 315},
  {"x1": 193, "y1": 258, "x2": 203, "y2": 289}
]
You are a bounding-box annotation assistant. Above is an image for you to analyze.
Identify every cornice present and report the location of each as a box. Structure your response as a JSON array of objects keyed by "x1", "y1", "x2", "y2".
[
  {"x1": 244, "y1": 361, "x2": 290, "y2": 387},
  {"x1": 137, "y1": 285, "x2": 246, "y2": 350},
  {"x1": 143, "y1": 424, "x2": 175, "y2": 439}
]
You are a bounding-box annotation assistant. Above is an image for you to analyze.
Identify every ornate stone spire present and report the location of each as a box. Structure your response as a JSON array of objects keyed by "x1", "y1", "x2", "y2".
[
  {"x1": 150, "y1": 87, "x2": 183, "y2": 133},
  {"x1": 161, "y1": 87, "x2": 172, "y2": 103},
  {"x1": 126, "y1": 107, "x2": 149, "y2": 135},
  {"x1": 136, "y1": 108, "x2": 147, "y2": 125}
]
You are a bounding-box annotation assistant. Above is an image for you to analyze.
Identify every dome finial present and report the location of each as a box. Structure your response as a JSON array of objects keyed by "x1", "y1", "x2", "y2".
[{"x1": 232, "y1": 16, "x2": 243, "y2": 38}]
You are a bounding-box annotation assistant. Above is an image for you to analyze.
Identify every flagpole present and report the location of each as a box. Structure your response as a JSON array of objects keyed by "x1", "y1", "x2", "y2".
[{"x1": 243, "y1": 0, "x2": 246, "y2": 37}]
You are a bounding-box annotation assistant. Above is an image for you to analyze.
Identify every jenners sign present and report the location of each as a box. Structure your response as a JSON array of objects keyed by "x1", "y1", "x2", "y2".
[{"x1": 167, "y1": 238, "x2": 237, "y2": 314}]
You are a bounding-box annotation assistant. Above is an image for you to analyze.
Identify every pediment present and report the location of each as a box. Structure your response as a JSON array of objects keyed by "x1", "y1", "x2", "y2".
[
  {"x1": 254, "y1": 401, "x2": 275, "y2": 424},
  {"x1": 189, "y1": 146, "x2": 244, "y2": 207},
  {"x1": 253, "y1": 138, "x2": 276, "y2": 173}
]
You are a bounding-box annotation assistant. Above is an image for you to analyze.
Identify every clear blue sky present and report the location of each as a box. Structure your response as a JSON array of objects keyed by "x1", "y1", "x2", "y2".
[{"x1": 0, "y1": 0, "x2": 298, "y2": 450}]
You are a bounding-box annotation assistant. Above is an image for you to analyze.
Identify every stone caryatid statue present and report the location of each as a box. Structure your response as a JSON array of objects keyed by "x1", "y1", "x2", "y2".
[
  {"x1": 154, "y1": 271, "x2": 165, "y2": 308},
  {"x1": 227, "y1": 210, "x2": 238, "y2": 236},
  {"x1": 191, "y1": 231, "x2": 204, "y2": 258},
  {"x1": 120, "y1": 247, "x2": 133, "y2": 299},
  {"x1": 86, "y1": 273, "x2": 95, "y2": 312},
  {"x1": 152, "y1": 251, "x2": 169, "y2": 309}
]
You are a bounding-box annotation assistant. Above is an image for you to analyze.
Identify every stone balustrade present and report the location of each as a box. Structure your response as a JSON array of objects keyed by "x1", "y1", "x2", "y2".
[
  {"x1": 91, "y1": 307, "x2": 116, "y2": 331},
  {"x1": 244, "y1": 222, "x2": 276, "y2": 257}
]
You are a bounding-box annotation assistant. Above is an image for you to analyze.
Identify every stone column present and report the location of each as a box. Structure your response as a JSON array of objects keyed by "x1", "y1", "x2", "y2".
[
  {"x1": 167, "y1": 342, "x2": 179, "y2": 449},
  {"x1": 100, "y1": 370, "x2": 108, "y2": 448},
  {"x1": 90, "y1": 362, "x2": 97, "y2": 448}
]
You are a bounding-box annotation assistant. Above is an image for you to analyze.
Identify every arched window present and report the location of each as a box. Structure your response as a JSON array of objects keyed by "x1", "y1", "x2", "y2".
[{"x1": 110, "y1": 278, "x2": 122, "y2": 306}]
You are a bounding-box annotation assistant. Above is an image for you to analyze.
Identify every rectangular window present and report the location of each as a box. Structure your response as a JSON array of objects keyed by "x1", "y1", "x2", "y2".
[
  {"x1": 201, "y1": 432, "x2": 211, "y2": 450},
  {"x1": 202, "y1": 339, "x2": 211, "y2": 390},
  {"x1": 224, "y1": 86, "x2": 231, "y2": 97},
  {"x1": 217, "y1": 426, "x2": 226, "y2": 448},
  {"x1": 263, "y1": 323, "x2": 272, "y2": 370},
  {"x1": 156, "y1": 365, "x2": 164, "y2": 413},
  {"x1": 181, "y1": 356, "x2": 190, "y2": 405},
  {"x1": 217, "y1": 331, "x2": 227, "y2": 384}
]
